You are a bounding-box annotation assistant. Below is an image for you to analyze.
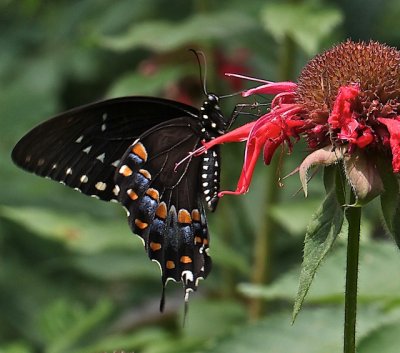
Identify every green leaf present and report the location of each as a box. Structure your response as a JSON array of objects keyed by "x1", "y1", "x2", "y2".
[
  {"x1": 379, "y1": 161, "x2": 400, "y2": 249},
  {"x1": 70, "y1": 251, "x2": 159, "y2": 280},
  {"x1": 292, "y1": 177, "x2": 344, "y2": 321},
  {"x1": 107, "y1": 65, "x2": 192, "y2": 97},
  {"x1": 73, "y1": 328, "x2": 169, "y2": 353},
  {"x1": 358, "y1": 318, "x2": 400, "y2": 353},
  {"x1": 238, "y1": 241, "x2": 400, "y2": 304},
  {"x1": 0, "y1": 206, "x2": 136, "y2": 254},
  {"x1": 182, "y1": 299, "x2": 247, "y2": 339},
  {"x1": 211, "y1": 234, "x2": 250, "y2": 275},
  {"x1": 261, "y1": 3, "x2": 343, "y2": 55},
  {"x1": 0, "y1": 342, "x2": 33, "y2": 353},
  {"x1": 269, "y1": 199, "x2": 321, "y2": 236},
  {"x1": 201, "y1": 306, "x2": 389, "y2": 353},
  {"x1": 46, "y1": 300, "x2": 113, "y2": 353},
  {"x1": 100, "y1": 11, "x2": 257, "y2": 52}
]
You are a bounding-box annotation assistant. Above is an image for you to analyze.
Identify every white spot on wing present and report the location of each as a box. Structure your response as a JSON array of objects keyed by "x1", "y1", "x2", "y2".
[
  {"x1": 182, "y1": 270, "x2": 194, "y2": 283},
  {"x1": 96, "y1": 153, "x2": 105, "y2": 163},
  {"x1": 80, "y1": 175, "x2": 88, "y2": 183},
  {"x1": 152, "y1": 259, "x2": 163, "y2": 275},
  {"x1": 75, "y1": 135, "x2": 84, "y2": 143},
  {"x1": 111, "y1": 160, "x2": 120, "y2": 167},
  {"x1": 123, "y1": 206, "x2": 130, "y2": 217},
  {"x1": 66, "y1": 168, "x2": 73, "y2": 175},
  {"x1": 101, "y1": 123, "x2": 106, "y2": 131},
  {"x1": 95, "y1": 182, "x2": 107, "y2": 191},
  {"x1": 83, "y1": 146, "x2": 92, "y2": 154},
  {"x1": 113, "y1": 185, "x2": 120, "y2": 196}
]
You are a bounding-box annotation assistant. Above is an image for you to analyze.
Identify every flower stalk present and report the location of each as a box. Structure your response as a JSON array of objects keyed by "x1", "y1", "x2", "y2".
[{"x1": 344, "y1": 191, "x2": 361, "y2": 353}]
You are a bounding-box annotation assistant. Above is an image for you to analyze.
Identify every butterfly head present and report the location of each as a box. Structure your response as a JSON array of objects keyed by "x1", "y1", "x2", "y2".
[{"x1": 200, "y1": 93, "x2": 229, "y2": 138}]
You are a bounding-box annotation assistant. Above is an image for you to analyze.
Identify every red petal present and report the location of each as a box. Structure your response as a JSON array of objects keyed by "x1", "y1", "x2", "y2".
[
  {"x1": 242, "y1": 81, "x2": 297, "y2": 97},
  {"x1": 328, "y1": 85, "x2": 359, "y2": 130},
  {"x1": 263, "y1": 138, "x2": 282, "y2": 165},
  {"x1": 199, "y1": 121, "x2": 256, "y2": 151},
  {"x1": 377, "y1": 118, "x2": 400, "y2": 172}
]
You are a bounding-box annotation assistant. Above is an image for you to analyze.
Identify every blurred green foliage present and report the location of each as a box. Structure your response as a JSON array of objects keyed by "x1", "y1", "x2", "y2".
[{"x1": 2, "y1": 0, "x2": 400, "y2": 352}]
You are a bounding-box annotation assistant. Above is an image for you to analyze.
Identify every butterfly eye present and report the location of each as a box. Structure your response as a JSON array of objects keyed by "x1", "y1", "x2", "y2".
[{"x1": 207, "y1": 93, "x2": 219, "y2": 103}]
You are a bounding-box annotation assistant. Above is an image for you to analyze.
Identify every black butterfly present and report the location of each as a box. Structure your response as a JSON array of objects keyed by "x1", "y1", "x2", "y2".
[{"x1": 12, "y1": 94, "x2": 231, "y2": 309}]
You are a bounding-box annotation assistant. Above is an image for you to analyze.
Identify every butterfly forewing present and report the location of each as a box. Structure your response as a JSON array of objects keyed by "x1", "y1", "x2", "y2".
[{"x1": 12, "y1": 97, "x2": 199, "y2": 201}]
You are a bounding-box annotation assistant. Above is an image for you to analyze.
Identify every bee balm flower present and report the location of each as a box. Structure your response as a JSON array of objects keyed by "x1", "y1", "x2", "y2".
[{"x1": 196, "y1": 40, "x2": 400, "y2": 204}]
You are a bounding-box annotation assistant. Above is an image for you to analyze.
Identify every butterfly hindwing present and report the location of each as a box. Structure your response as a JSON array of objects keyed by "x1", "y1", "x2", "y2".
[{"x1": 114, "y1": 117, "x2": 212, "y2": 299}]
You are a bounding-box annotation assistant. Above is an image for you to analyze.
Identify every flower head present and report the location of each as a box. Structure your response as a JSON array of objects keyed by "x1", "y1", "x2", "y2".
[{"x1": 196, "y1": 40, "x2": 400, "y2": 203}]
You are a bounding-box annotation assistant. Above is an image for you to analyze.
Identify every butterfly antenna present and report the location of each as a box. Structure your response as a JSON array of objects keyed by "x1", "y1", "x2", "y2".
[
  {"x1": 189, "y1": 49, "x2": 208, "y2": 95},
  {"x1": 219, "y1": 90, "x2": 243, "y2": 99}
]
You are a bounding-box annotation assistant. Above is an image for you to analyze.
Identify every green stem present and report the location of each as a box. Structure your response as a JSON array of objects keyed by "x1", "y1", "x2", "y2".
[{"x1": 344, "y1": 191, "x2": 361, "y2": 353}]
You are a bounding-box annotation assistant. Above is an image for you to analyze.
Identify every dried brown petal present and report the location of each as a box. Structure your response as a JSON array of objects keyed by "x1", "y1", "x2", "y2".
[
  {"x1": 299, "y1": 145, "x2": 346, "y2": 197},
  {"x1": 344, "y1": 151, "x2": 384, "y2": 205}
]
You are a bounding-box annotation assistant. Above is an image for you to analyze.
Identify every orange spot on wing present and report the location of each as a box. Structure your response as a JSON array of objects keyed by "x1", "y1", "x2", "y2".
[
  {"x1": 203, "y1": 238, "x2": 209, "y2": 245},
  {"x1": 146, "y1": 188, "x2": 159, "y2": 201},
  {"x1": 150, "y1": 241, "x2": 162, "y2": 251},
  {"x1": 139, "y1": 169, "x2": 151, "y2": 180},
  {"x1": 127, "y1": 189, "x2": 138, "y2": 200},
  {"x1": 119, "y1": 165, "x2": 132, "y2": 177},
  {"x1": 195, "y1": 236, "x2": 202, "y2": 244},
  {"x1": 178, "y1": 209, "x2": 192, "y2": 224},
  {"x1": 180, "y1": 256, "x2": 192, "y2": 264},
  {"x1": 156, "y1": 202, "x2": 167, "y2": 219},
  {"x1": 134, "y1": 219, "x2": 148, "y2": 230},
  {"x1": 166, "y1": 260, "x2": 175, "y2": 269},
  {"x1": 132, "y1": 142, "x2": 148, "y2": 162},
  {"x1": 191, "y1": 209, "x2": 201, "y2": 222}
]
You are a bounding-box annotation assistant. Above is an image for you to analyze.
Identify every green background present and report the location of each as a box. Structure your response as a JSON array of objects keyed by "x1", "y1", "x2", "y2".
[{"x1": 1, "y1": 0, "x2": 400, "y2": 352}]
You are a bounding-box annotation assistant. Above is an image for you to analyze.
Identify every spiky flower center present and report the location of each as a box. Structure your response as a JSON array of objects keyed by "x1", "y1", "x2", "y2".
[
  {"x1": 297, "y1": 40, "x2": 400, "y2": 114},
  {"x1": 294, "y1": 41, "x2": 400, "y2": 152}
]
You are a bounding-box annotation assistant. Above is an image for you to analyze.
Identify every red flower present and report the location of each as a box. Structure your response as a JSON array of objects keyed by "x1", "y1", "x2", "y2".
[{"x1": 195, "y1": 41, "x2": 400, "y2": 203}]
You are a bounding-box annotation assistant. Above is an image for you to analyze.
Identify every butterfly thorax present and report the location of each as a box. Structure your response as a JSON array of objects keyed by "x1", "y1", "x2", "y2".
[{"x1": 199, "y1": 93, "x2": 228, "y2": 140}]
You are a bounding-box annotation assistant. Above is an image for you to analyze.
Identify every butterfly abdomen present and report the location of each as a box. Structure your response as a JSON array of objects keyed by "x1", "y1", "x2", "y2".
[{"x1": 200, "y1": 147, "x2": 221, "y2": 211}]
